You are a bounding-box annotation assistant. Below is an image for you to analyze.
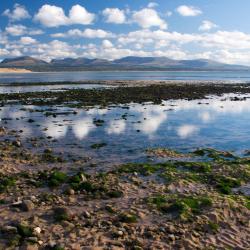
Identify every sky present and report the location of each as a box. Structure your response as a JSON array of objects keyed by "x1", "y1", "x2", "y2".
[{"x1": 1, "y1": 0, "x2": 250, "y2": 65}]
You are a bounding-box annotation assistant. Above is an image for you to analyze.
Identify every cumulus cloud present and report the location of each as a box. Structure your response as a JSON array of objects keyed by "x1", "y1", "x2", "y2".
[
  {"x1": 68, "y1": 4, "x2": 95, "y2": 25},
  {"x1": 51, "y1": 28, "x2": 114, "y2": 39},
  {"x1": 147, "y1": 2, "x2": 159, "y2": 8},
  {"x1": 102, "y1": 39, "x2": 113, "y2": 49},
  {"x1": 176, "y1": 5, "x2": 202, "y2": 16},
  {"x1": 0, "y1": 31, "x2": 8, "y2": 45},
  {"x1": 34, "y1": 4, "x2": 95, "y2": 27},
  {"x1": 20, "y1": 36, "x2": 37, "y2": 45},
  {"x1": 132, "y1": 8, "x2": 167, "y2": 29},
  {"x1": 5, "y1": 24, "x2": 43, "y2": 36},
  {"x1": 117, "y1": 29, "x2": 250, "y2": 53},
  {"x1": 2, "y1": 3, "x2": 30, "y2": 21},
  {"x1": 102, "y1": 8, "x2": 126, "y2": 24},
  {"x1": 5, "y1": 25, "x2": 27, "y2": 36},
  {"x1": 199, "y1": 20, "x2": 218, "y2": 31}
]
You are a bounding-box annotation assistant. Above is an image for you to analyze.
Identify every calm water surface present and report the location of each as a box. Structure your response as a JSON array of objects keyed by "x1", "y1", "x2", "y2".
[
  {"x1": 1, "y1": 71, "x2": 250, "y2": 93},
  {"x1": 1, "y1": 71, "x2": 250, "y2": 83},
  {"x1": 0, "y1": 84, "x2": 110, "y2": 93},
  {"x1": 1, "y1": 94, "x2": 250, "y2": 165}
]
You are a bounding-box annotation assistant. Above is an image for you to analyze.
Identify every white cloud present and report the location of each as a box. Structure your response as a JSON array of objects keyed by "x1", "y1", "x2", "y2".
[
  {"x1": 0, "y1": 31, "x2": 8, "y2": 45},
  {"x1": 118, "y1": 29, "x2": 250, "y2": 53},
  {"x1": 5, "y1": 25, "x2": 27, "y2": 36},
  {"x1": 102, "y1": 39, "x2": 113, "y2": 49},
  {"x1": 133, "y1": 8, "x2": 167, "y2": 29},
  {"x1": 34, "y1": 5, "x2": 68, "y2": 27},
  {"x1": 147, "y1": 2, "x2": 159, "y2": 8},
  {"x1": 68, "y1": 4, "x2": 95, "y2": 25},
  {"x1": 34, "y1": 4, "x2": 95, "y2": 27},
  {"x1": 102, "y1": 8, "x2": 126, "y2": 24},
  {"x1": 51, "y1": 28, "x2": 114, "y2": 38},
  {"x1": 5, "y1": 25, "x2": 43, "y2": 36},
  {"x1": 3, "y1": 3, "x2": 30, "y2": 21},
  {"x1": 20, "y1": 36, "x2": 37, "y2": 45},
  {"x1": 199, "y1": 20, "x2": 218, "y2": 31},
  {"x1": 176, "y1": 5, "x2": 202, "y2": 17}
]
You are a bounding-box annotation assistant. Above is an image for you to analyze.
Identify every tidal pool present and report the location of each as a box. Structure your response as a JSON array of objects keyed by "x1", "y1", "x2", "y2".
[{"x1": 1, "y1": 93, "x2": 250, "y2": 165}]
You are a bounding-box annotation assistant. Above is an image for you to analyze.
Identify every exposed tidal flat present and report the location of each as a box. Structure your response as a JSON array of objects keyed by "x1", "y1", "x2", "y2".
[{"x1": 0, "y1": 82, "x2": 250, "y2": 249}]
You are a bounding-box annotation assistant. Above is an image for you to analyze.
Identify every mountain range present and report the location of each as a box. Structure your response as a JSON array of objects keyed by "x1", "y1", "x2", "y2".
[{"x1": 0, "y1": 56, "x2": 249, "y2": 71}]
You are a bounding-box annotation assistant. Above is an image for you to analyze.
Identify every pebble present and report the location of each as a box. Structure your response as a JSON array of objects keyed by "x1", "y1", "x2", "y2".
[
  {"x1": 34, "y1": 227, "x2": 42, "y2": 234},
  {"x1": 12, "y1": 140, "x2": 21, "y2": 147},
  {"x1": 21, "y1": 200, "x2": 35, "y2": 211},
  {"x1": 83, "y1": 210, "x2": 91, "y2": 218}
]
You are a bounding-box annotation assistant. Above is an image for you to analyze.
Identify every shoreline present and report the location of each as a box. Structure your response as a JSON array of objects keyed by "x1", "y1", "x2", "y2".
[
  {"x1": 0, "y1": 68, "x2": 32, "y2": 73},
  {"x1": 1, "y1": 79, "x2": 250, "y2": 87},
  {"x1": 1, "y1": 83, "x2": 250, "y2": 107}
]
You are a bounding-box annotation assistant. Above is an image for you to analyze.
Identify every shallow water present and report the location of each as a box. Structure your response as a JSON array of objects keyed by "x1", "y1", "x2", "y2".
[
  {"x1": 0, "y1": 83, "x2": 110, "y2": 94},
  {"x1": 1, "y1": 70, "x2": 250, "y2": 84},
  {"x1": 1, "y1": 94, "x2": 250, "y2": 165}
]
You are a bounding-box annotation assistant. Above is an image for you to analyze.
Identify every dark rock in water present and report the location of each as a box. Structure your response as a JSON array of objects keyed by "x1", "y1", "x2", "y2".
[
  {"x1": 44, "y1": 148, "x2": 52, "y2": 154},
  {"x1": 0, "y1": 126, "x2": 6, "y2": 134},
  {"x1": 12, "y1": 140, "x2": 21, "y2": 147}
]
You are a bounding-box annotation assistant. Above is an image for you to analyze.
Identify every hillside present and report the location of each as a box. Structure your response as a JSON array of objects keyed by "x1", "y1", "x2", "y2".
[{"x1": 0, "y1": 56, "x2": 249, "y2": 71}]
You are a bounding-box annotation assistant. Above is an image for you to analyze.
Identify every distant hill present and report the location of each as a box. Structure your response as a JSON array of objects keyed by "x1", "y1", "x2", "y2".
[
  {"x1": 1, "y1": 56, "x2": 49, "y2": 67},
  {"x1": 0, "y1": 56, "x2": 249, "y2": 71}
]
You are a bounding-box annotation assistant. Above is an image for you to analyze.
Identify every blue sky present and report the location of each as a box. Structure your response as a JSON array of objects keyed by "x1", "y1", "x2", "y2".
[{"x1": 1, "y1": 0, "x2": 250, "y2": 65}]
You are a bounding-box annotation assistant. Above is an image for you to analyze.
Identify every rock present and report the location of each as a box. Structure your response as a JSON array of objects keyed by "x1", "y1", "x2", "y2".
[
  {"x1": 69, "y1": 243, "x2": 81, "y2": 250},
  {"x1": 21, "y1": 200, "x2": 35, "y2": 211},
  {"x1": 207, "y1": 212, "x2": 220, "y2": 224},
  {"x1": 65, "y1": 187, "x2": 75, "y2": 195},
  {"x1": 3, "y1": 225, "x2": 18, "y2": 233},
  {"x1": 80, "y1": 173, "x2": 87, "y2": 182},
  {"x1": 44, "y1": 148, "x2": 52, "y2": 154},
  {"x1": 27, "y1": 237, "x2": 38, "y2": 242},
  {"x1": 61, "y1": 221, "x2": 75, "y2": 229},
  {"x1": 38, "y1": 240, "x2": 43, "y2": 245},
  {"x1": 53, "y1": 207, "x2": 72, "y2": 221},
  {"x1": 33, "y1": 227, "x2": 41, "y2": 234},
  {"x1": 113, "y1": 230, "x2": 124, "y2": 237},
  {"x1": 20, "y1": 243, "x2": 38, "y2": 250},
  {"x1": 0, "y1": 126, "x2": 6, "y2": 134},
  {"x1": 12, "y1": 140, "x2": 21, "y2": 147},
  {"x1": 82, "y1": 211, "x2": 91, "y2": 218},
  {"x1": 233, "y1": 183, "x2": 250, "y2": 196},
  {"x1": 168, "y1": 234, "x2": 175, "y2": 241}
]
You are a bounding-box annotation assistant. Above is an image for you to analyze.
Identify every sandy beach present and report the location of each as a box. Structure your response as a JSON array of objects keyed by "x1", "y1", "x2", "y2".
[{"x1": 0, "y1": 68, "x2": 32, "y2": 73}]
